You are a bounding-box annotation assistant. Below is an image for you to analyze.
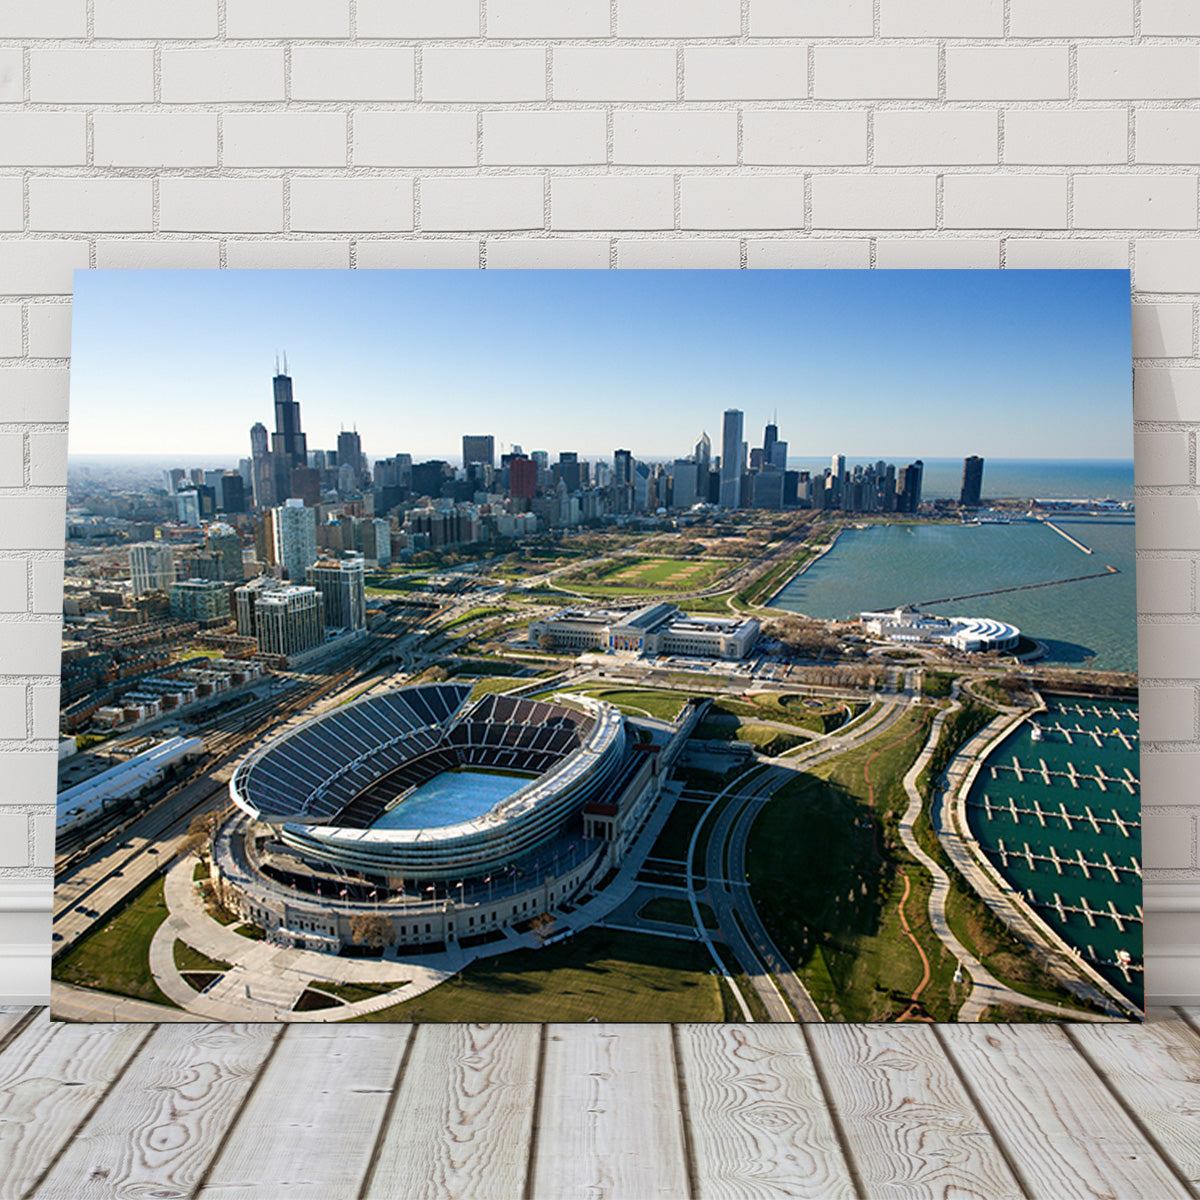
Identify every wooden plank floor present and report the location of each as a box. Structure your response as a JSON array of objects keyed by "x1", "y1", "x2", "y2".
[{"x1": 0, "y1": 1009, "x2": 1198, "y2": 1200}]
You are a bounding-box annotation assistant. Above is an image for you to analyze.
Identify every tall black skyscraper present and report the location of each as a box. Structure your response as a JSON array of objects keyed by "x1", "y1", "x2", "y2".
[
  {"x1": 896, "y1": 460, "x2": 924, "y2": 514},
  {"x1": 271, "y1": 362, "x2": 307, "y2": 501},
  {"x1": 960, "y1": 455, "x2": 984, "y2": 506}
]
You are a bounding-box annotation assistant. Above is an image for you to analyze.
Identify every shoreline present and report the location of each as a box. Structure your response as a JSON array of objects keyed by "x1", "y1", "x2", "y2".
[{"x1": 764, "y1": 524, "x2": 845, "y2": 609}]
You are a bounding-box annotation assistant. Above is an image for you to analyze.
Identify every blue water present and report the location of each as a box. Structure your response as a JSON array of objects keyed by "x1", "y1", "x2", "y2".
[{"x1": 369, "y1": 770, "x2": 530, "y2": 831}]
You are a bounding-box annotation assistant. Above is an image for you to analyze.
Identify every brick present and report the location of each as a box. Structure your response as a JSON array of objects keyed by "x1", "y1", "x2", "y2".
[
  {"x1": 945, "y1": 47, "x2": 1069, "y2": 101},
  {"x1": 31, "y1": 684, "x2": 57, "y2": 739},
  {"x1": 486, "y1": 239, "x2": 610, "y2": 269},
  {"x1": 1140, "y1": 685, "x2": 1196, "y2": 741},
  {"x1": 225, "y1": 0, "x2": 349, "y2": 38},
  {"x1": 0, "y1": 178, "x2": 20, "y2": 231},
  {"x1": 0, "y1": 370, "x2": 69, "y2": 421},
  {"x1": 0, "y1": 500, "x2": 63, "y2": 551},
  {"x1": 488, "y1": 0, "x2": 609, "y2": 37},
  {"x1": 874, "y1": 110, "x2": 997, "y2": 166},
  {"x1": 28, "y1": 432, "x2": 65, "y2": 487},
  {"x1": 483, "y1": 111, "x2": 607, "y2": 166},
  {"x1": 750, "y1": 0, "x2": 871, "y2": 36},
  {"x1": 0, "y1": 114, "x2": 85, "y2": 166},
  {"x1": 0, "y1": 815, "x2": 28, "y2": 866},
  {"x1": 0, "y1": 244, "x2": 86, "y2": 296},
  {"x1": 943, "y1": 175, "x2": 1067, "y2": 229},
  {"x1": 684, "y1": 47, "x2": 808, "y2": 101},
  {"x1": 162, "y1": 49, "x2": 285, "y2": 103},
  {"x1": 93, "y1": 113, "x2": 217, "y2": 168},
  {"x1": 880, "y1": 0, "x2": 1001, "y2": 36},
  {"x1": 1009, "y1": 0, "x2": 1133, "y2": 36},
  {"x1": 811, "y1": 175, "x2": 936, "y2": 229},
  {"x1": 159, "y1": 178, "x2": 283, "y2": 233},
  {"x1": 553, "y1": 47, "x2": 675, "y2": 101},
  {"x1": 1074, "y1": 176, "x2": 1196, "y2": 231},
  {"x1": 1137, "y1": 111, "x2": 1200, "y2": 166},
  {"x1": 0, "y1": 306, "x2": 21, "y2": 356},
  {"x1": 1132, "y1": 303, "x2": 1194, "y2": 359},
  {"x1": 0, "y1": 0, "x2": 86, "y2": 37},
  {"x1": 1005, "y1": 239, "x2": 1129, "y2": 269},
  {"x1": 290, "y1": 48, "x2": 415, "y2": 102},
  {"x1": 1137, "y1": 497, "x2": 1200, "y2": 550},
  {"x1": 1137, "y1": 240, "x2": 1200, "y2": 293},
  {"x1": 813, "y1": 47, "x2": 937, "y2": 100},
  {"x1": 31, "y1": 50, "x2": 153, "y2": 104},
  {"x1": 27, "y1": 305, "x2": 71, "y2": 358},
  {"x1": 0, "y1": 434, "x2": 22, "y2": 487},
  {"x1": 874, "y1": 239, "x2": 1000, "y2": 268},
  {"x1": 550, "y1": 176, "x2": 672, "y2": 231},
  {"x1": 616, "y1": 240, "x2": 740, "y2": 269},
  {"x1": 223, "y1": 114, "x2": 347, "y2": 168},
  {"x1": 0, "y1": 686, "x2": 23, "y2": 738},
  {"x1": 1143, "y1": 813, "x2": 1194, "y2": 867},
  {"x1": 614, "y1": 110, "x2": 737, "y2": 166},
  {"x1": 1141, "y1": 749, "x2": 1200, "y2": 805},
  {"x1": 1136, "y1": 431, "x2": 1191, "y2": 486},
  {"x1": 356, "y1": 240, "x2": 479, "y2": 269},
  {"x1": 357, "y1": 0, "x2": 478, "y2": 36},
  {"x1": 423, "y1": 49, "x2": 546, "y2": 103},
  {"x1": 1134, "y1": 368, "x2": 1200, "y2": 421},
  {"x1": 0, "y1": 559, "x2": 25, "y2": 611},
  {"x1": 290, "y1": 178, "x2": 413, "y2": 232},
  {"x1": 749, "y1": 238, "x2": 872, "y2": 267},
  {"x1": 355, "y1": 113, "x2": 477, "y2": 167},
  {"x1": 1078, "y1": 48, "x2": 1200, "y2": 101},
  {"x1": 681, "y1": 176, "x2": 804, "y2": 230},
  {"x1": 225, "y1": 241, "x2": 350, "y2": 269},
  {"x1": 0, "y1": 51, "x2": 20, "y2": 104},
  {"x1": 30, "y1": 178, "x2": 152, "y2": 233},
  {"x1": 95, "y1": 240, "x2": 220, "y2": 268},
  {"x1": 742, "y1": 111, "x2": 865, "y2": 166},
  {"x1": 422, "y1": 176, "x2": 543, "y2": 232},
  {"x1": 94, "y1": 0, "x2": 217, "y2": 37},
  {"x1": 0, "y1": 751, "x2": 54, "y2": 804},
  {"x1": 618, "y1": 0, "x2": 739, "y2": 37},
  {"x1": 31, "y1": 558, "x2": 61, "y2": 613},
  {"x1": 1141, "y1": 0, "x2": 1200, "y2": 35},
  {"x1": 1004, "y1": 109, "x2": 1127, "y2": 166}
]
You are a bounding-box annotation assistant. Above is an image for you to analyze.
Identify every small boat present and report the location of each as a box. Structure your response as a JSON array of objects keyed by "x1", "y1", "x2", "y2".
[{"x1": 1030, "y1": 725, "x2": 1044, "y2": 742}]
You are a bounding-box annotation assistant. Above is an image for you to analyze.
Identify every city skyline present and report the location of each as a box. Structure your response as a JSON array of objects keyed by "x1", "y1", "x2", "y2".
[{"x1": 69, "y1": 269, "x2": 1133, "y2": 461}]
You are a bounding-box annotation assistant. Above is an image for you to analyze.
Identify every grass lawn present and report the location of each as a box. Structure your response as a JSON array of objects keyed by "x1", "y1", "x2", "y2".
[
  {"x1": 567, "y1": 686, "x2": 702, "y2": 721},
  {"x1": 649, "y1": 799, "x2": 708, "y2": 861},
  {"x1": 694, "y1": 717, "x2": 806, "y2": 756},
  {"x1": 349, "y1": 927, "x2": 726, "y2": 1022},
  {"x1": 637, "y1": 896, "x2": 718, "y2": 929},
  {"x1": 560, "y1": 556, "x2": 735, "y2": 595},
  {"x1": 922, "y1": 671, "x2": 957, "y2": 699},
  {"x1": 310, "y1": 979, "x2": 410, "y2": 1004},
  {"x1": 173, "y1": 940, "x2": 231, "y2": 973},
  {"x1": 52, "y1": 875, "x2": 180, "y2": 1008},
  {"x1": 469, "y1": 676, "x2": 535, "y2": 701}
]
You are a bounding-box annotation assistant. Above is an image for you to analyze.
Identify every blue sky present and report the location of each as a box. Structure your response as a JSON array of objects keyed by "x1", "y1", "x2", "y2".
[{"x1": 69, "y1": 269, "x2": 1133, "y2": 462}]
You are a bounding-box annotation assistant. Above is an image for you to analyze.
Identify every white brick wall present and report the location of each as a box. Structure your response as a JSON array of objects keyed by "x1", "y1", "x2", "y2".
[{"x1": 0, "y1": 2, "x2": 1196, "y2": 1005}]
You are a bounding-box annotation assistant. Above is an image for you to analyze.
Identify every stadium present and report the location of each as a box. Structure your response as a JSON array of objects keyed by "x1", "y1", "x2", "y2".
[{"x1": 217, "y1": 682, "x2": 667, "y2": 952}]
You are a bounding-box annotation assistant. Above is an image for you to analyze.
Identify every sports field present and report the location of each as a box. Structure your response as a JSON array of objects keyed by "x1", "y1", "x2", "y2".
[{"x1": 562, "y1": 556, "x2": 734, "y2": 595}]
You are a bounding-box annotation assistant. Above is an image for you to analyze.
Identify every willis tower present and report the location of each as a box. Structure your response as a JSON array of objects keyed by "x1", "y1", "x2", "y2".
[{"x1": 271, "y1": 357, "x2": 307, "y2": 503}]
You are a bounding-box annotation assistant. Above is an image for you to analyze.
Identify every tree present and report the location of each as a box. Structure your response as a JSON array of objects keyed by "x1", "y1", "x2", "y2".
[
  {"x1": 529, "y1": 911, "x2": 556, "y2": 947},
  {"x1": 349, "y1": 913, "x2": 394, "y2": 949},
  {"x1": 180, "y1": 809, "x2": 219, "y2": 867}
]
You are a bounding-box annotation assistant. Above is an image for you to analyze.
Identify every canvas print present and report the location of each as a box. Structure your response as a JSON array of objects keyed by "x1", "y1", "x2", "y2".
[{"x1": 52, "y1": 269, "x2": 1141, "y2": 1024}]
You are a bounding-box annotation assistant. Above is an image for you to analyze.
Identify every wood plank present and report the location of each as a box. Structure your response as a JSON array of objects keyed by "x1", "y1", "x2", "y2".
[
  {"x1": 530, "y1": 1023, "x2": 689, "y2": 1200},
  {"x1": 0, "y1": 1011, "x2": 151, "y2": 1200},
  {"x1": 940, "y1": 1023, "x2": 1192, "y2": 1200},
  {"x1": 675, "y1": 1024, "x2": 855, "y2": 1200},
  {"x1": 30, "y1": 1023, "x2": 281, "y2": 1200},
  {"x1": 196, "y1": 1024, "x2": 414, "y2": 1200},
  {"x1": 1066, "y1": 1016, "x2": 1200, "y2": 1193},
  {"x1": 363, "y1": 1023, "x2": 537, "y2": 1200},
  {"x1": 0, "y1": 1006, "x2": 36, "y2": 1051},
  {"x1": 808, "y1": 1023, "x2": 1023, "y2": 1200}
]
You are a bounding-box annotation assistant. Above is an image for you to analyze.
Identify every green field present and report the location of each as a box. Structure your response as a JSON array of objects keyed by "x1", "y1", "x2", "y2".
[
  {"x1": 565, "y1": 686, "x2": 703, "y2": 721},
  {"x1": 560, "y1": 556, "x2": 735, "y2": 596},
  {"x1": 694, "y1": 717, "x2": 807, "y2": 756},
  {"x1": 53, "y1": 876, "x2": 180, "y2": 1008},
  {"x1": 349, "y1": 927, "x2": 728, "y2": 1022},
  {"x1": 173, "y1": 940, "x2": 231, "y2": 974}
]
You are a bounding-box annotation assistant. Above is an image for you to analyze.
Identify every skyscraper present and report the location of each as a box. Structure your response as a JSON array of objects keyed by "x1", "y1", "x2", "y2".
[
  {"x1": 249, "y1": 422, "x2": 274, "y2": 510},
  {"x1": 462, "y1": 435, "x2": 495, "y2": 468},
  {"x1": 307, "y1": 554, "x2": 366, "y2": 632},
  {"x1": 896, "y1": 460, "x2": 924, "y2": 514},
  {"x1": 509, "y1": 456, "x2": 537, "y2": 501},
  {"x1": 253, "y1": 586, "x2": 325, "y2": 659},
  {"x1": 129, "y1": 543, "x2": 176, "y2": 596},
  {"x1": 271, "y1": 364, "x2": 307, "y2": 502},
  {"x1": 720, "y1": 409, "x2": 743, "y2": 508},
  {"x1": 337, "y1": 429, "x2": 365, "y2": 488},
  {"x1": 694, "y1": 432, "x2": 711, "y2": 474},
  {"x1": 960, "y1": 456, "x2": 984, "y2": 507},
  {"x1": 762, "y1": 421, "x2": 778, "y2": 468},
  {"x1": 273, "y1": 498, "x2": 318, "y2": 582}
]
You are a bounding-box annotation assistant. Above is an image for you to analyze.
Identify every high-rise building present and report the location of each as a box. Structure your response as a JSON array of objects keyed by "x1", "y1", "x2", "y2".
[
  {"x1": 694, "y1": 432, "x2": 711, "y2": 475},
  {"x1": 510, "y1": 456, "x2": 537, "y2": 501},
  {"x1": 289, "y1": 465, "x2": 322, "y2": 507},
  {"x1": 896, "y1": 460, "x2": 924, "y2": 514},
  {"x1": 206, "y1": 523, "x2": 245, "y2": 583},
  {"x1": 219, "y1": 472, "x2": 247, "y2": 513},
  {"x1": 762, "y1": 421, "x2": 778, "y2": 468},
  {"x1": 307, "y1": 553, "x2": 366, "y2": 632},
  {"x1": 720, "y1": 409, "x2": 743, "y2": 508},
  {"x1": 462, "y1": 435, "x2": 495, "y2": 469},
  {"x1": 176, "y1": 489, "x2": 201, "y2": 526},
  {"x1": 671, "y1": 459, "x2": 698, "y2": 510},
  {"x1": 960, "y1": 456, "x2": 984, "y2": 507},
  {"x1": 557, "y1": 451, "x2": 581, "y2": 492},
  {"x1": 168, "y1": 578, "x2": 231, "y2": 624},
  {"x1": 271, "y1": 365, "x2": 308, "y2": 503},
  {"x1": 337, "y1": 429, "x2": 365, "y2": 488},
  {"x1": 234, "y1": 576, "x2": 282, "y2": 638},
  {"x1": 129, "y1": 543, "x2": 176, "y2": 596},
  {"x1": 254, "y1": 585, "x2": 325, "y2": 659},
  {"x1": 162, "y1": 468, "x2": 185, "y2": 495},
  {"x1": 273, "y1": 498, "x2": 318, "y2": 582},
  {"x1": 249, "y1": 422, "x2": 274, "y2": 510}
]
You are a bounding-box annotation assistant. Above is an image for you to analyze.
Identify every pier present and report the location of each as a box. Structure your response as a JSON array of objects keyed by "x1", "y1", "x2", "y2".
[
  {"x1": 1037, "y1": 516, "x2": 1094, "y2": 554},
  {"x1": 995, "y1": 842, "x2": 1140, "y2": 880},
  {"x1": 968, "y1": 796, "x2": 1139, "y2": 834},
  {"x1": 911, "y1": 563, "x2": 1119, "y2": 607}
]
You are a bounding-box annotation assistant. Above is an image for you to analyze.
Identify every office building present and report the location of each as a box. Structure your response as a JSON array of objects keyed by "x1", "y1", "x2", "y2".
[
  {"x1": 337, "y1": 429, "x2": 365, "y2": 488},
  {"x1": 235, "y1": 576, "x2": 282, "y2": 639},
  {"x1": 720, "y1": 409, "x2": 743, "y2": 508},
  {"x1": 254, "y1": 586, "x2": 325, "y2": 659},
  {"x1": 462, "y1": 435, "x2": 495, "y2": 469},
  {"x1": 307, "y1": 554, "x2": 366, "y2": 632},
  {"x1": 249, "y1": 422, "x2": 274, "y2": 510},
  {"x1": 289, "y1": 465, "x2": 322, "y2": 507},
  {"x1": 271, "y1": 365, "x2": 308, "y2": 504},
  {"x1": 273, "y1": 498, "x2": 318, "y2": 582},
  {"x1": 960, "y1": 456, "x2": 984, "y2": 507},
  {"x1": 510, "y1": 456, "x2": 537, "y2": 501},
  {"x1": 169, "y1": 579, "x2": 231, "y2": 624},
  {"x1": 162, "y1": 468, "x2": 185, "y2": 495},
  {"x1": 671, "y1": 459, "x2": 698, "y2": 510},
  {"x1": 176, "y1": 490, "x2": 201, "y2": 526},
  {"x1": 129, "y1": 543, "x2": 176, "y2": 597},
  {"x1": 206, "y1": 524, "x2": 245, "y2": 582},
  {"x1": 896, "y1": 460, "x2": 924, "y2": 514}
]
